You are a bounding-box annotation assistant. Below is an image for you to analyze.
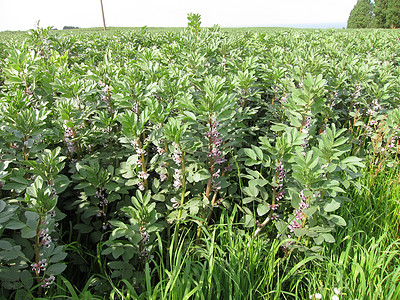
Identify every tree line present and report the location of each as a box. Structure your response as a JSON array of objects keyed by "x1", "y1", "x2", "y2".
[{"x1": 347, "y1": 0, "x2": 400, "y2": 28}]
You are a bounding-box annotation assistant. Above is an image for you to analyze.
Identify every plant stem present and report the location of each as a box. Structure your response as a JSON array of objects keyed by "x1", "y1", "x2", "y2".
[
  {"x1": 253, "y1": 216, "x2": 271, "y2": 238},
  {"x1": 35, "y1": 216, "x2": 43, "y2": 297}
]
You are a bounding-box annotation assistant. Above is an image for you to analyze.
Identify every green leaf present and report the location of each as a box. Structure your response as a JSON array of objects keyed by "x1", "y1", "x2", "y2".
[
  {"x1": 182, "y1": 111, "x2": 196, "y2": 121},
  {"x1": 108, "y1": 220, "x2": 128, "y2": 229},
  {"x1": 83, "y1": 186, "x2": 97, "y2": 196},
  {"x1": 0, "y1": 266, "x2": 20, "y2": 281},
  {"x1": 21, "y1": 226, "x2": 36, "y2": 239},
  {"x1": 257, "y1": 203, "x2": 270, "y2": 216},
  {"x1": 244, "y1": 148, "x2": 257, "y2": 161},
  {"x1": 303, "y1": 207, "x2": 317, "y2": 218},
  {"x1": 0, "y1": 206, "x2": 18, "y2": 224},
  {"x1": 20, "y1": 269, "x2": 33, "y2": 289},
  {"x1": 242, "y1": 197, "x2": 256, "y2": 204},
  {"x1": 275, "y1": 220, "x2": 287, "y2": 233},
  {"x1": 46, "y1": 263, "x2": 67, "y2": 275},
  {"x1": 241, "y1": 214, "x2": 255, "y2": 227},
  {"x1": 73, "y1": 223, "x2": 93, "y2": 234},
  {"x1": 50, "y1": 252, "x2": 67, "y2": 263},
  {"x1": 5, "y1": 220, "x2": 26, "y2": 230},
  {"x1": 243, "y1": 185, "x2": 259, "y2": 198},
  {"x1": 0, "y1": 240, "x2": 13, "y2": 251},
  {"x1": 326, "y1": 214, "x2": 347, "y2": 227},
  {"x1": 0, "y1": 201, "x2": 5, "y2": 213},
  {"x1": 10, "y1": 176, "x2": 30, "y2": 185},
  {"x1": 6, "y1": 76, "x2": 23, "y2": 84},
  {"x1": 111, "y1": 246, "x2": 124, "y2": 259},
  {"x1": 323, "y1": 199, "x2": 341, "y2": 212},
  {"x1": 0, "y1": 250, "x2": 18, "y2": 260},
  {"x1": 249, "y1": 179, "x2": 268, "y2": 188},
  {"x1": 270, "y1": 123, "x2": 287, "y2": 132},
  {"x1": 54, "y1": 175, "x2": 70, "y2": 194},
  {"x1": 108, "y1": 261, "x2": 131, "y2": 269},
  {"x1": 25, "y1": 211, "x2": 39, "y2": 221},
  {"x1": 293, "y1": 228, "x2": 309, "y2": 237},
  {"x1": 251, "y1": 145, "x2": 264, "y2": 160},
  {"x1": 244, "y1": 158, "x2": 260, "y2": 166},
  {"x1": 322, "y1": 233, "x2": 335, "y2": 243},
  {"x1": 314, "y1": 235, "x2": 324, "y2": 245},
  {"x1": 191, "y1": 169, "x2": 210, "y2": 182}
]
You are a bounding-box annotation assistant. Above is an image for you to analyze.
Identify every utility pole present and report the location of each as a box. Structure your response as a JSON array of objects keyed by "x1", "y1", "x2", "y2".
[{"x1": 100, "y1": 0, "x2": 107, "y2": 31}]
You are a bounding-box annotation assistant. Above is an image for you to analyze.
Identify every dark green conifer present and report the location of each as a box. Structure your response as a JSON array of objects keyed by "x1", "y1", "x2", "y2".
[
  {"x1": 373, "y1": 0, "x2": 388, "y2": 28},
  {"x1": 347, "y1": 0, "x2": 374, "y2": 28},
  {"x1": 386, "y1": 0, "x2": 400, "y2": 28}
]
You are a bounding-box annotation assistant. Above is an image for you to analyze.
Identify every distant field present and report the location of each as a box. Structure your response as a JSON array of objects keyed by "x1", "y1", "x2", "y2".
[{"x1": 0, "y1": 26, "x2": 335, "y2": 42}]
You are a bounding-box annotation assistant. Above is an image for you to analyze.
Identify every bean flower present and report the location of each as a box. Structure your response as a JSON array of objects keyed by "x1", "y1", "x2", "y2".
[
  {"x1": 206, "y1": 116, "x2": 226, "y2": 191},
  {"x1": 64, "y1": 126, "x2": 77, "y2": 155},
  {"x1": 289, "y1": 190, "x2": 309, "y2": 232},
  {"x1": 41, "y1": 275, "x2": 55, "y2": 288},
  {"x1": 272, "y1": 161, "x2": 286, "y2": 218}
]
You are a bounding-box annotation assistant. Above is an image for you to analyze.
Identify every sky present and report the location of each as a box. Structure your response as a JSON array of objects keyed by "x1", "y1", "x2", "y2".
[{"x1": 0, "y1": 0, "x2": 358, "y2": 31}]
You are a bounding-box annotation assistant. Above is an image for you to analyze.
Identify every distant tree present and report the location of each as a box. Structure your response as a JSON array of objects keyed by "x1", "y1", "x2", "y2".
[
  {"x1": 385, "y1": 0, "x2": 400, "y2": 28},
  {"x1": 347, "y1": 0, "x2": 373, "y2": 28},
  {"x1": 373, "y1": 0, "x2": 388, "y2": 27}
]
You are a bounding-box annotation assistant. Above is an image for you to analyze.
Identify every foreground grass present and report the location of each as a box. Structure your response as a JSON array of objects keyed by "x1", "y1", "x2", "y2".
[{"x1": 44, "y1": 163, "x2": 400, "y2": 300}]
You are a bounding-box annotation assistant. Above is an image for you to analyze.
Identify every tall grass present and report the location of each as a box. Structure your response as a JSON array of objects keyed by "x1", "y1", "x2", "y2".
[
  {"x1": 299, "y1": 161, "x2": 400, "y2": 300},
  {"x1": 115, "y1": 162, "x2": 400, "y2": 300}
]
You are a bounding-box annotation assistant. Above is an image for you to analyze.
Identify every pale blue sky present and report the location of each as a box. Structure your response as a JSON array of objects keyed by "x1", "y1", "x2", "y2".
[{"x1": 0, "y1": 0, "x2": 357, "y2": 31}]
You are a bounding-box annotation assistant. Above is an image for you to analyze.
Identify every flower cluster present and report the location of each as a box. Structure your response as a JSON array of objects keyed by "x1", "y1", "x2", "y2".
[
  {"x1": 157, "y1": 145, "x2": 165, "y2": 155},
  {"x1": 171, "y1": 197, "x2": 179, "y2": 209},
  {"x1": 95, "y1": 188, "x2": 108, "y2": 218},
  {"x1": 159, "y1": 162, "x2": 168, "y2": 182},
  {"x1": 102, "y1": 222, "x2": 112, "y2": 230},
  {"x1": 270, "y1": 161, "x2": 286, "y2": 219},
  {"x1": 281, "y1": 234, "x2": 294, "y2": 251},
  {"x1": 64, "y1": 126, "x2": 76, "y2": 155},
  {"x1": 139, "y1": 228, "x2": 151, "y2": 259},
  {"x1": 101, "y1": 85, "x2": 112, "y2": 105},
  {"x1": 310, "y1": 287, "x2": 342, "y2": 300},
  {"x1": 206, "y1": 116, "x2": 226, "y2": 191},
  {"x1": 173, "y1": 169, "x2": 182, "y2": 189},
  {"x1": 39, "y1": 228, "x2": 52, "y2": 248},
  {"x1": 289, "y1": 190, "x2": 309, "y2": 232},
  {"x1": 310, "y1": 293, "x2": 322, "y2": 299},
  {"x1": 275, "y1": 161, "x2": 286, "y2": 181},
  {"x1": 138, "y1": 171, "x2": 149, "y2": 180},
  {"x1": 288, "y1": 220, "x2": 302, "y2": 232},
  {"x1": 171, "y1": 143, "x2": 183, "y2": 189},
  {"x1": 206, "y1": 118, "x2": 226, "y2": 166},
  {"x1": 365, "y1": 99, "x2": 382, "y2": 119},
  {"x1": 41, "y1": 275, "x2": 55, "y2": 288},
  {"x1": 352, "y1": 84, "x2": 362, "y2": 99},
  {"x1": 131, "y1": 139, "x2": 148, "y2": 191},
  {"x1": 95, "y1": 189, "x2": 108, "y2": 205},
  {"x1": 172, "y1": 142, "x2": 182, "y2": 166},
  {"x1": 31, "y1": 259, "x2": 47, "y2": 274},
  {"x1": 329, "y1": 91, "x2": 338, "y2": 108},
  {"x1": 320, "y1": 163, "x2": 329, "y2": 178},
  {"x1": 294, "y1": 190, "x2": 309, "y2": 221}
]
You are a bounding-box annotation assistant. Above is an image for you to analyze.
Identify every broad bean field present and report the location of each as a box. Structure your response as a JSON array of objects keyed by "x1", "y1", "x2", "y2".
[{"x1": 0, "y1": 23, "x2": 400, "y2": 299}]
